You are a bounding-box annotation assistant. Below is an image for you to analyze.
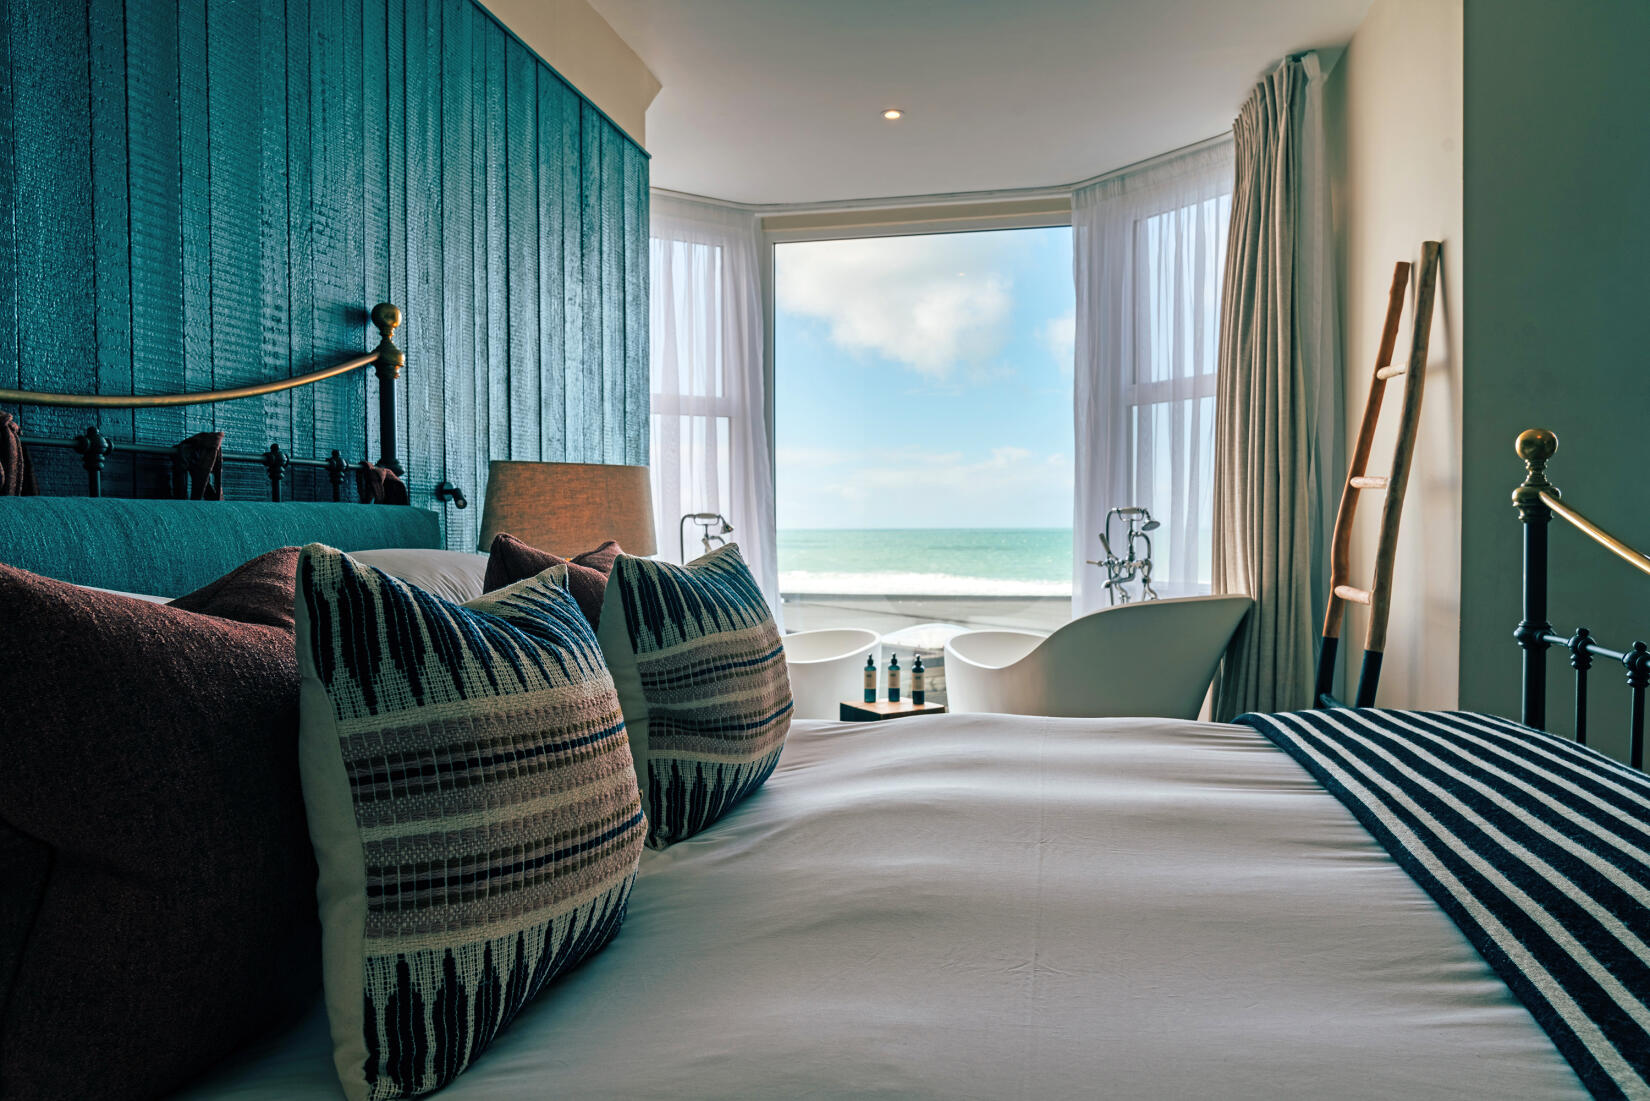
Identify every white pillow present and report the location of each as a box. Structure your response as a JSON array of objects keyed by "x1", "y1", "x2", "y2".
[{"x1": 350, "y1": 547, "x2": 489, "y2": 603}]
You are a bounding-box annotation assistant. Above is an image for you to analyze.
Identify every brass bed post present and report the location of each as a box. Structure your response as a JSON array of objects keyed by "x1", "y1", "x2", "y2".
[
  {"x1": 1513, "y1": 429, "x2": 1557, "y2": 731},
  {"x1": 1511, "y1": 428, "x2": 1650, "y2": 769},
  {"x1": 369, "y1": 303, "x2": 405, "y2": 477}
]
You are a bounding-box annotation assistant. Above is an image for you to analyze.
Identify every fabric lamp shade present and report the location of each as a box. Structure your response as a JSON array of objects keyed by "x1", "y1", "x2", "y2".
[{"x1": 478, "y1": 461, "x2": 658, "y2": 557}]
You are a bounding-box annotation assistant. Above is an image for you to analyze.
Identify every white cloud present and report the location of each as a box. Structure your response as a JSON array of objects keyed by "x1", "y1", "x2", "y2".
[
  {"x1": 777, "y1": 236, "x2": 1014, "y2": 377},
  {"x1": 787, "y1": 444, "x2": 1073, "y2": 528},
  {"x1": 1040, "y1": 312, "x2": 1075, "y2": 375}
]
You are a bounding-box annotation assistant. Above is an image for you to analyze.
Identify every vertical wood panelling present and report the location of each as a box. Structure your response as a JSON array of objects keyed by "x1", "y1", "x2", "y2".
[
  {"x1": 89, "y1": 0, "x2": 133, "y2": 445},
  {"x1": 405, "y1": 0, "x2": 445, "y2": 535},
  {"x1": 258, "y1": 0, "x2": 292, "y2": 452},
  {"x1": 578, "y1": 102, "x2": 603, "y2": 462},
  {"x1": 14, "y1": 1, "x2": 94, "y2": 442},
  {"x1": 0, "y1": 1, "x2": 648, "y2": 548},
  {"x1": 341, "y1": 0, "x2": 370, "y2": 462},
  {"x1": 483, "y1": 23, "x2": 508, "y2": 464},
  {"x1": 623, "y1": 142, "x2": 649, "y2": 466},
  {"x1": 309, "y1": 0, "x2": 368, "y2": 461},
  {"x1": 0, "y1": 0, "x2": 16, "y2": 409},
  {"x1": 468, "y1": 11, "x2": 490, "y2": 528},
  {"x1": 535, "y1": 73, "x2": 567, "y2": 462},
  {"x1": 599, "y1": 122, "x2": 625, "y2": 460},
  {"x1": 382, "y1": 0, "x2": 407, "y2": 465},
  {"x1": 126, "y1": 0, "x2": 185, "y2": 447},
  {"x1": 284, "y1": 0, "x2": 316, "y2": 463},
  {"x1": 441, "y1": 0, "x2": 476, "y2": 551},
  {"x1": 178, "y1": 0, "x2": 212, "y2": 440},
  {"x1": 504, "y1": 38, "x2": 538, "y2": 461},
  {"x1": 560, "y1": 86, "x2": 586, "y2": 460},
  {"x1": 206, "y1": 0, "x2": 265, "y2": 452},
  {"x1": 362, "y1": 0, "x2": 389, "y2": 461}
]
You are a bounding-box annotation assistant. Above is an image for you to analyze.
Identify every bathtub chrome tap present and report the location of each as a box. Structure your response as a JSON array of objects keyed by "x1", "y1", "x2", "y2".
[{"x1": 1088, "y1": 506, "x2": 1160, "y2": 605}]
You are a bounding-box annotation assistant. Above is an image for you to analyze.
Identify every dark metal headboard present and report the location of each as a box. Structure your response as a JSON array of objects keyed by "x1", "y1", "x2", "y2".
[
  {"x1": 1, "y1": 303, "x2": 464, "y2": 509},
  {"x1": 1512, "y1": 428, "x2": 1650, "y2": 770}
]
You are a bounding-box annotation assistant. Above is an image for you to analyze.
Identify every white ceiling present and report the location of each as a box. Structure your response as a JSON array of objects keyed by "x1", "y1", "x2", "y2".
[{"x1": 588, "y1": 0, "x2": 1372, "y2": 207}]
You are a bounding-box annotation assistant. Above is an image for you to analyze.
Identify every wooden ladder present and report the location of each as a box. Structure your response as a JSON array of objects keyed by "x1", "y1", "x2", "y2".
[{"x1": 1315, "y1": 241, "x2": 1441, "y2": 708}]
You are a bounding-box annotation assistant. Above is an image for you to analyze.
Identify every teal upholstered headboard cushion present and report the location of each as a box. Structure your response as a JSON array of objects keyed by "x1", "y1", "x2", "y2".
[{"x1": 0, "y1": 499, "x2": 441, "y2": 596}]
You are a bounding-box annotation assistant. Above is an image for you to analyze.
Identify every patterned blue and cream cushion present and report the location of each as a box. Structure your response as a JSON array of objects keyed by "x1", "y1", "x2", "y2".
[
  {"x1": 294, "y1": 547, "x2": 645, "y2": 1101},
  {"x1": 597, "y1": 542, "x2": 792, "y2": 847}
]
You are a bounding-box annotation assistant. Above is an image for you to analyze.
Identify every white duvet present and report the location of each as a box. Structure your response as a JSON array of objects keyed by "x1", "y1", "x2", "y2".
[{"x1": 181, "y1": 715, "x2": 1584, "y2": 1100}]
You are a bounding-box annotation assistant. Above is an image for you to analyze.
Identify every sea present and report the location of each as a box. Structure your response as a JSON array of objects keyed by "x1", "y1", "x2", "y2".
[{"x1": 777, "y1": 528, "x2": 1074, "y2": 596}]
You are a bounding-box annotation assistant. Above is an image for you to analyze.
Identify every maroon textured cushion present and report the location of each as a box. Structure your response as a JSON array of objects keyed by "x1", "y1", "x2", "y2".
[
  {"x1": 572, "y1": 538, "x2": 623, "y2": 577},
  {"x1": 0, "y1": 550, "x2": 317, "y2": 1101},
  {"x1": 483, "y1": 533, "x2": 619, "y2": 629},
  {"x1": 166, "y1": 545, "x2": 297, "y2": 629}
]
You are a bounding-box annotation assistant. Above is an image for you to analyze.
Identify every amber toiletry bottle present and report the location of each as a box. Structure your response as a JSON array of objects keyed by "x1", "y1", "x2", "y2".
[
  {"x1": 864, "y1": 654, "x2": 877, "y2": 703},
  {"x1": 887, "y1": 653, "x2": 901, "y2": 703},
  {"x1": 912, "y1": 654, "x2": 925, "y2": 706}
]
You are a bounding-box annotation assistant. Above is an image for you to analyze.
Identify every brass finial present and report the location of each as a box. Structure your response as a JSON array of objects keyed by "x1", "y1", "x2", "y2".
[
  {"x1": 1513, "y1": 427, "x2": 1559, "y2": 511},
  {"x1": 370, "y1": 302, "x2": 404, "y2": 381},
  {"x1": 1516, "y1": 427, "x2": 1557, "y2": 467}
]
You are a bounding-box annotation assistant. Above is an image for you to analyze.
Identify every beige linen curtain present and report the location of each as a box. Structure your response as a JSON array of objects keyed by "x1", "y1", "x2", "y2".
[{"x1": 1212, "y1": 54, "x2": 1341, "y2": 717}]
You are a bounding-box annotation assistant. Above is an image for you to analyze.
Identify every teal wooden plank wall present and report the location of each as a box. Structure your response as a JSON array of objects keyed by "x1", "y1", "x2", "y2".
[{"x1": 0, "y1": 0, "x2": 650, "y2": 550}]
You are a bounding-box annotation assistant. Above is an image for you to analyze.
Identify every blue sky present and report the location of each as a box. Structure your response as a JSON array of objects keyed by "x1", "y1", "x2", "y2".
[{"x1": 774, "y1": 226, "x2": 1075, "y2": 530}]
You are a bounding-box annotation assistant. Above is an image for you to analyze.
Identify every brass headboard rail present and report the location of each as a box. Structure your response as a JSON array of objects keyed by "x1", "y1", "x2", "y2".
[
  {"x1": 2, "y1": 303, "x2": 407, "y2": 483},
  {"x1": 1538, "y1": 489, "x2": 1650, "y2": 579},
  {"x1": 0, "y1": 303, "x2": 403, "y2": 410},
  {"x1": 0, "y1": 351, "x2": 377, "y2": 408}
]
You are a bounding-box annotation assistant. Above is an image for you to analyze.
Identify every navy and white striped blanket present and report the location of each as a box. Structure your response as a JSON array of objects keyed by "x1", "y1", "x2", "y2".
[{"x1": 1235, "y1": 708, "x2": 1650, "y2": 1101}]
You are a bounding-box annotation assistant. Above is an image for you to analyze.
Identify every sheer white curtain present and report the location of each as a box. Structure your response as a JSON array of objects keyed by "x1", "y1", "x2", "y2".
[
  {"x1": 1072, "y1": 141, "x2": 1234, "y2": 616},
  {"x1": 649, "y1": 193, "x2": 781, "y2": 623}
]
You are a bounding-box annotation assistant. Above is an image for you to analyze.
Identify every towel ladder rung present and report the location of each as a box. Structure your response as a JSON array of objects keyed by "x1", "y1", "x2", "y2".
[{"x1": 1334, "y1": 585, "x2": 1372, "y2": 605}]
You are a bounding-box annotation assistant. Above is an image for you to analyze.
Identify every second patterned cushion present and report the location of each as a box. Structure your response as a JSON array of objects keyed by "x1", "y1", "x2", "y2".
[
  {"x1": 597, "y1": 543, "x2": 793, "y2": 847},
  {"x1": 294, "y1": 546, "x2": 645, "y2": 1101}
]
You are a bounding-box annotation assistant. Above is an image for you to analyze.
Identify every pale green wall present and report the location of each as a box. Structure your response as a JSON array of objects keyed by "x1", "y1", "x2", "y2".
[
  {"x1": 1328, "y1": 0, "x2": 1650, "y2": 759},
  {"x1": 1326, "y1": 0, "x2": 1464, "y2": 712},
  {"x1": 1459, "y1": 0, "x2": 1650, "y2": 758}
]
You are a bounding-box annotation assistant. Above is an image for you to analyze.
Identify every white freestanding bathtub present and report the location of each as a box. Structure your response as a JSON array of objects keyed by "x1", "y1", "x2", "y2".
[
  {"x1": 944, "y1": 595, "x2": 1253, "y2": 718},
  {"x1": 782, "y1": 628, "x2": 881, "y2": 720}
]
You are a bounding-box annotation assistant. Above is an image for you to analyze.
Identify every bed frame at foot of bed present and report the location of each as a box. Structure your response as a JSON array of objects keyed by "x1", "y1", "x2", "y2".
[{"x1": 1513, "y1": 427, "x2": 1650, "y2": 770}]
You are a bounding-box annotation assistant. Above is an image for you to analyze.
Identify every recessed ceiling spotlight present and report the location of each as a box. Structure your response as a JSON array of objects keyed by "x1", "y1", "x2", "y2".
[{"x1": 882, "y1": 108, "x2": 903, "y2": 121}]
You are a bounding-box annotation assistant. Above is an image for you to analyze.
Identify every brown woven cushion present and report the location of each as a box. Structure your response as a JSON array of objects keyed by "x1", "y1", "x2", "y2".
[
  {"x1": 483, "y1": 534, "x2": 620, "y2": 628},
  {"x1": 0, "y1": 549, "x2": 318, "y2": 1101}
]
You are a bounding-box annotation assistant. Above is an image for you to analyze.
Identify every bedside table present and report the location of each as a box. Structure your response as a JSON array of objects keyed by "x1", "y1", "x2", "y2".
[{"x1": 839, "y1": 700, "x2": 949, "y2": 722}]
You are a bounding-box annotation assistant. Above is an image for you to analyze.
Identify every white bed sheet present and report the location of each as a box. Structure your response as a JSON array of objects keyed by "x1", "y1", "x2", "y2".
[{"x1": 180, "y1": 714, "x2": 1585, "y2": 1100}]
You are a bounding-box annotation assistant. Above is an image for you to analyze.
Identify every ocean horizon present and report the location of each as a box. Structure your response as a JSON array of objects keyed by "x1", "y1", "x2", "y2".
[{"x1": 778, "y1": 527, "x2": 1074, "y2": 596}]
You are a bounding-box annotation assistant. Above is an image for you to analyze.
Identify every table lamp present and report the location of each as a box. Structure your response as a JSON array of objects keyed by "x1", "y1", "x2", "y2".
[{"x1": 477, "y1": 461, "x2": 658, "y2": 558}]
